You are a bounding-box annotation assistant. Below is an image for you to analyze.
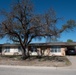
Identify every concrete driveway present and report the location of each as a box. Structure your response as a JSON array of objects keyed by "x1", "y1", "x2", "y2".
[{"x1": 66, "y1": 56, "x2": 76, "y2": 69}]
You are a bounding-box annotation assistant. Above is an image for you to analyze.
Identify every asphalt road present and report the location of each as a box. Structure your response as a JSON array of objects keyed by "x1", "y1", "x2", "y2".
[{"x1": 0, "y1": 66, "x2": 76, "y2": 75}]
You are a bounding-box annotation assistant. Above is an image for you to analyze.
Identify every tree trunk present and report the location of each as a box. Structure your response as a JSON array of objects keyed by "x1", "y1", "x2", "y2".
[{"x1": 22, "y1": 49, "x2": 26, "y2": 59}]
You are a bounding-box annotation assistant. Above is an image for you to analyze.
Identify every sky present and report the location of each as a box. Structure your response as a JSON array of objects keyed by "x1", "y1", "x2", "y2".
[{"x1": 0, "y1": 0, "x2": 76, "y2": 43}]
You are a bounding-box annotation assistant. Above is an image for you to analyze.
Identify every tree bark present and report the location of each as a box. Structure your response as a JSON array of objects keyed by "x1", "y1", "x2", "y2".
[{"x1": 22, "y1": 48, "x2": 27, "y2": 59}]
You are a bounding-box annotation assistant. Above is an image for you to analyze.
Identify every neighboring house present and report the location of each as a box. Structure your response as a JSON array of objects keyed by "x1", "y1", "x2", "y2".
[{"x1": 0, "y1": 42, "x2": 76, "y2": 56}]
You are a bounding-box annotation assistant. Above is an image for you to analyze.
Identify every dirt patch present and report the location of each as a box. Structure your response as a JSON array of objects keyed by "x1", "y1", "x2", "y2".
[{"x1": 0, "y1": 56, "x2": 71, "y2": 67}]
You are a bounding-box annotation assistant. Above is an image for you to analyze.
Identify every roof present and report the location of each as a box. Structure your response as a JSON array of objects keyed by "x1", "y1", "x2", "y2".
[
  {"x1": 0, "y1": 42, "x2": 76, "y2": 47},
  {"x1": 0, "y1": 44, "x2": 20, "y2": 47},
  {"x1": 29, "y1": 42, "x2": 76, "y2": 46}
]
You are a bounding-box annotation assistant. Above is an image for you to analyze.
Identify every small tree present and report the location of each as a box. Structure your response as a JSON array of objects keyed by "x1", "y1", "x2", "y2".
[
  {"x1": 67, "y1": 39, "x2": 73, "y2": 42},
  {"x1": 0, "y1": 0, "x2": 76, "y2": 59}
]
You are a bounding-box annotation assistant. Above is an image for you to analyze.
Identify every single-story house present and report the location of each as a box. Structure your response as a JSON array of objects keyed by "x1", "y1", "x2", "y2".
[{"x1": 0, "y1": 42, "x2": 76, "y2": 56}]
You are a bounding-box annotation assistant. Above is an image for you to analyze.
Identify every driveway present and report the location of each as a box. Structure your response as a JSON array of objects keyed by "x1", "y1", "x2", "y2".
[{"x1": 66, "y1": 56, "x2": 76, "y2": 69}]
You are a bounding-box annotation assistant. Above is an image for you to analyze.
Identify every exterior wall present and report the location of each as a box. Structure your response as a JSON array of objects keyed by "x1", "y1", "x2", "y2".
[
  {"x1": 39, "y1": 46, "x2": 66, "y2": 56},
  {"x1": 36, "y1": 47, "x2": 51, "y2": 56},
  {"x1": 61, "y1": 47, "x2": 66, "y2": 56},
  {"x1": 36, "y1": 48, "x2": 41, "y2": 55},
  {"x1": 43, "y1": 47, "x2": 50, "y2": 56},
  {"x1": 29, "y1": 46, "x2": 65, "y2": 56},
  {"x1": 2, "y1": 47, "x2": 22, "y2": 55}
]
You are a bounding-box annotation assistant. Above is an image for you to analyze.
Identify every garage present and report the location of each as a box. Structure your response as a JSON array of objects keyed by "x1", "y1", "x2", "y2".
[{"x1": 66, "y1": 46, "x2": 76, "y2": 55}]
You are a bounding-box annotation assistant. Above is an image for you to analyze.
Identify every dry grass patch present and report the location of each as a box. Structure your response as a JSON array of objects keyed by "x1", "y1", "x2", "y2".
[{"x1": 0, "y1": 56, "x2": 71, "y2": 67}]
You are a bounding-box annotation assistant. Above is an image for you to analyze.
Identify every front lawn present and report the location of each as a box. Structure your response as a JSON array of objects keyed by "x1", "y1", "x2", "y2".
[{"x1": 0, "y1": 56, "x2": 71, "y2": 67}]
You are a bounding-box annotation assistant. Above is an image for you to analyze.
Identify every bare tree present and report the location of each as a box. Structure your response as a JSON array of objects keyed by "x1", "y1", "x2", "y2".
[{"x1": 0, "y1": 0, "x2": 76, "y2": 59}]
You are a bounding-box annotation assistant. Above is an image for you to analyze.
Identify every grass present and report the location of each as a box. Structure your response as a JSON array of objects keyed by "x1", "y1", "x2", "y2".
[{"x1": 0, "y1": 55, "x2": 22, "y2": 60}]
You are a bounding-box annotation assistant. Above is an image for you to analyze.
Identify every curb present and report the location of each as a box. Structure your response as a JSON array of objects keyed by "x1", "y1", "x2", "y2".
[
  {"x1": 0, "y1": 65, "x2": 56, "y2": 69},
  {"x1": 0, "y1": 65, "x2": 76, "y2": 70}
]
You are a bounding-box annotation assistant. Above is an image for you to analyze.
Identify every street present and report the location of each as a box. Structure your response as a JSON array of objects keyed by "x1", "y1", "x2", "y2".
[{"x1": 0, "y1": 66, "x2": 76, "y2": 75}]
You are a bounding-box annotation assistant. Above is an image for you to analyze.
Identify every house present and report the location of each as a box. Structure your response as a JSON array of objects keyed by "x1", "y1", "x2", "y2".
[{"x1": 0, "y1": 42, "x2": 76, "y2": 56}]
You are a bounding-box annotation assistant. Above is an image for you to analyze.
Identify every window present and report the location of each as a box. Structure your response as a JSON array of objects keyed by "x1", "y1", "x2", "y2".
[
  {"x1": 51, "y1": 46, "x2": 61, "y2": 53},
  {"x1": 31, "y1": 46, "x2": 37, "y2": 52},
  {"x1": 5, "y1": 47, "x2": 10, "y2": 52},
  {"x1": 18, "y1": 46, "x2": 21, "y2": 52}
]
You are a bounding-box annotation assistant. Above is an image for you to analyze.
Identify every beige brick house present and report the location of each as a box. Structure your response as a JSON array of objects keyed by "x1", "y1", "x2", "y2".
[{"x1": 0, "y1": 42, "x2": 76, "y2": 56}]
